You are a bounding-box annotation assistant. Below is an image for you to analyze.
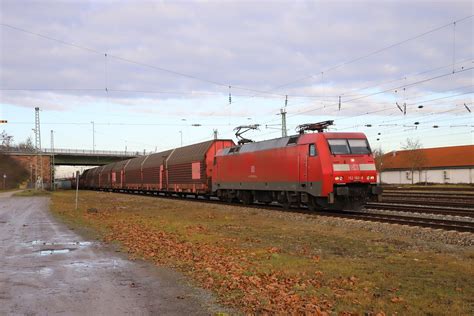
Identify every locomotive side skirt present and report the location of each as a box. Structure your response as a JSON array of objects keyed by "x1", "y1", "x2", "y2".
[{"x1": 213, "y1": 181, "x2": 322, "y2": 197}]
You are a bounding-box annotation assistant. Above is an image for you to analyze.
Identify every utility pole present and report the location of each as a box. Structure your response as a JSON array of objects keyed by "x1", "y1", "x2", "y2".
[
  {"x1": 50, "y1": 130, "x2": 55, "y2": 191},
  {"x1": 280, "y1": 108, "x2": 287, "y2": 137},
  {"x1": 179, "y1": 130, "x2": 183, "y2": 147},
  {"x1": 30, "y1": 163, "x2": 33, "y2": 186},
  {"x1": 213, "y1": 129, "x2": 218, "y2": 140},
  {"x1": 91, "y1": 121, "x2": 95, "y2": 153},
  {"x1": 75, "y1": 171, "x2": 79, "y2": 210},
  {"x1": 34, "y1": 107, "x2": 43, "y2": 190},
  {"x1": 280, "y1": 95, "x2": 288, "y2": 137}
]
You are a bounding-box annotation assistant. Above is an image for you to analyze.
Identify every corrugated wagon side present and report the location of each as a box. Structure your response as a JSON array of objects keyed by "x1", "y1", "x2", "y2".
[
  {"x1": 141, "y1": 150, "x2": 173, "y2": 191},
  {"x1": 88, "y1": 167, "x2": 101, "y2": 189},
  {"x1": 95, "y1": 165, "x2": 107, "y2": 189},
  {"x1": 163, "y1": 140, "x2": 234, "y2": 194},
  {"x1": 99, "y1": 162, "x2": 116, "y2": 189},
  {"x1": 111, "y1": 159, "x2": 131, "y2": 190},
  {"x1": 122, "y1": 156, "x2": 148, "y2": 190}
]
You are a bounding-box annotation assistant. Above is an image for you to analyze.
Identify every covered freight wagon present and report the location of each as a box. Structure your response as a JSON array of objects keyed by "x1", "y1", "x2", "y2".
[
  {"x1": 81, "y1": 139, "x2": 234, "y2": 195},
  {"x1": 162, "y1": 139, "x2": 234, "y2": 194}
]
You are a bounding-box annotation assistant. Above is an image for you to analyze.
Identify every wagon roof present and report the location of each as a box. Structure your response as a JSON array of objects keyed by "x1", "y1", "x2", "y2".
[
  {"x1": 101, "y1": 162, "x2": 117, "y2": 172},
  {"x1": 112, "y1": 158, "x2": 131, "y2": 171},
  {"x1": 89, "y1": 167, "x2": 100, "y2": 175},
  {"x1": 167, "y1": 140, "x2": 227, "y2": 165},
  {"x1": 142, "y1": 149, "x2": 173, "y2": 168},
  {"x1": 124, "y1": 155, "x2": 148, "y2": 171}
]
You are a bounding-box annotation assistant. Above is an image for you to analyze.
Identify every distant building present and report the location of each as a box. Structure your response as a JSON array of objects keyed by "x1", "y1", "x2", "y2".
[{"x1": 378, "y1": 145, "x2": 474, "y2": 184}]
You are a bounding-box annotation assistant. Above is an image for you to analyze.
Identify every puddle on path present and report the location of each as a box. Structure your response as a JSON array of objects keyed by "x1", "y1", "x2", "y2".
[
  {"x1": 37, "y1": 248, "x2": 77, "y2": 256},
  {"x1": 30, "y1": 240, "x2": 92, "y2": 247},
  {"x1": 69, "y1": 259, "x2": 124, "y2": 270},
  {"x1": 38, "y1": 267, "x2": 54, "y2": 276}
]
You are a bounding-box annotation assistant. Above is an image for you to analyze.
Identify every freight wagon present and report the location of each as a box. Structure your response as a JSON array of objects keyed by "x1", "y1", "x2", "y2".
[{"x1": 81, "y1": 139, "x2": 234, "y2": 195}]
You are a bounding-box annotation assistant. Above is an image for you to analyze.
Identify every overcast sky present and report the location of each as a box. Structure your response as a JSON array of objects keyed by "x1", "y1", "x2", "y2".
[{"x1": 1, "y1": 0, "x2": 472, "y2": 159}]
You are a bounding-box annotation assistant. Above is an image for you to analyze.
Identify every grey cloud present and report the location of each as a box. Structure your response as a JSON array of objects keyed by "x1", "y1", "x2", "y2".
[{"x1": 0, "y1": 0, "x2": 472, "y2": 112}]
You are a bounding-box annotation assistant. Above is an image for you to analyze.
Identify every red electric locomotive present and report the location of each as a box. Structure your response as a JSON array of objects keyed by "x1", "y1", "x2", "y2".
[
  {"x1": 212, "y1": 121, "x2": 382, "y2": 210},
  {"x1": 80, "y1": 121, "x2": 381, "y2": 211}
]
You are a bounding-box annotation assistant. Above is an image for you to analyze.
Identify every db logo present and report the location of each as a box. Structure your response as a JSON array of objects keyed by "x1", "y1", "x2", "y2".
[{"x1": 349, "y1": 164, "x2": 360, "y2": 171}]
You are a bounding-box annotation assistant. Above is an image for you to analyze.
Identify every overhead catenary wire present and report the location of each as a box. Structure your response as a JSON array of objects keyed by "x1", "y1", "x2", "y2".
[
  {"x1": 1, "y1": 16, "x2": 472, "y2": 153},
  {"x1": 262, "y1": 67, "x2": 473, "y2": 125},
  {"x1": 2, "y1": 16, "x2": 472, "y2": 107},
  {"x1": 0, "y1": 22, "x2": 288, "y2": 98},
  {"x1": 230, "y1": 14, "x2": 474, "y2": 97},
  {"x1": 259, "y1": 59, "x2": 473, "y2": 118}
]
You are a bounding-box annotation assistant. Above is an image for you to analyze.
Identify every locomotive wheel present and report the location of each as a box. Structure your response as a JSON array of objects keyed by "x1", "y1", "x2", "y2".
[
  {"x1": 240, "y1": 191, "x2": 253, "y2": 205},
  {"x1": 307, "y1": 197, "x2": 319, "y2": 212},
  {"x1": 278, "y1": 192, "x2": 291, "y2": 209}
]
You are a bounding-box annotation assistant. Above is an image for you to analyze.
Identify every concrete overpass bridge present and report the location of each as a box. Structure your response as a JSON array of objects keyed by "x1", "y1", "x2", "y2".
[
  {"x1": 1, "y1": 148, "x2": 142, "y2": 188},
  {"x1": 41, "y1": 148, "x2": 142, "y2": 165},
  {"x1": 3, "y1": 148, "x2": 142, "y2": 166}
]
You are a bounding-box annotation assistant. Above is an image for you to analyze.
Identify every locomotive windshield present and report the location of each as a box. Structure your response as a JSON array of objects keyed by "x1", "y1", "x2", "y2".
[{"x1": 328, "y1": 139, "x2": 371, "y2": 155}]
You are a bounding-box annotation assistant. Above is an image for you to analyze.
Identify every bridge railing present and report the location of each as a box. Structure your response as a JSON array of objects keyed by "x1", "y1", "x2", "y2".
[
  {"x1": 43, "y1": 148, "x2": 143, "y2": 156},
  {"x1": 1, "y1": 147, "x2": 143, "y2": 156}
]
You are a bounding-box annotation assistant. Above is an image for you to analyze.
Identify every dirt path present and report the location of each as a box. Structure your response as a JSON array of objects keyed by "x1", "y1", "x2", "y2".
[{"x1": 0, "y1": 192, "x2": 225, "y2": 315}]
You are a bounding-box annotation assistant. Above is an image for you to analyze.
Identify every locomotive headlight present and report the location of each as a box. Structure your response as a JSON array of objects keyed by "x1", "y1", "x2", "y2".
[{"x1": 335, "y1": 176, "x2": 344, "y2": 181}]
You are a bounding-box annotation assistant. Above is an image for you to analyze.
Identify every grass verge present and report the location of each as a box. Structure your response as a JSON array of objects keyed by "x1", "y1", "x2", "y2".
[
  {"x1": 13, "y1": 189, "x2": 51, "y2": 197},
  {"x1": 50, "y1": 190, "x2": 474, "y2": 314}
]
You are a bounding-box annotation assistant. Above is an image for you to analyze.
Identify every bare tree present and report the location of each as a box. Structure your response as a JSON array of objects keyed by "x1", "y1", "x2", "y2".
[
  {"x1": 401, "y1": 138, "x2": 427, "y2": 184},
  {"x1": 0, "y1": 130, "x2": 14, "y2": 150},
  {"x1": 372, "y1": 147, "x2": 384, "y2": 183},
  {"x1": 17, "y1": 137, "x2": 35, "y2": 153}
]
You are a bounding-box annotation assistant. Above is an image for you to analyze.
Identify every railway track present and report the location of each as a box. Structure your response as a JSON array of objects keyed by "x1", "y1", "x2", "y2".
[
  {"x1": 322, "y1": 210, "x2": 474, "y2": 233},
  {"x1": 103, "y1": 189, "x2": 474, "y2": 233},
  {"x1": 382, "y1": 186, "x2": 474, "y2": 193},
  {"x1": 380, "y1": 198, "x2": 472, "y2": 208},
  {"x1": 365, "y1": 202, "x2": 474, "y2": 217},
  {"x1": 382, "y1": 192, "x2": 474, "y2": 199}
]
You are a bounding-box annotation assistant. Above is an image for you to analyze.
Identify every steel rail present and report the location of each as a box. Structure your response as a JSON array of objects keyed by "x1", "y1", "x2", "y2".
[
  {"x1": 89, "y1": 188, "x2": 474, "y2": 233},
  {"x1": 365, "y1": 202, "x2": 474, "y2": 217},
  {"x1": 376, "y1": 199, "x2": 474, "y2": 208}
]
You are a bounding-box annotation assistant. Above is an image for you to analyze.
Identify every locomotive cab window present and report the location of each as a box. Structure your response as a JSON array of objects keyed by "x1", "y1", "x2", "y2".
[
  {"x1": 328, "y1": 138, "x2": 371, "y2": 155},
  {"x1": 348, "y1": 139, "x2": 371, "y2": 154},
  {"x1": 327, "y1": 139, "x2": 350, "y2": 155},
  {"x1": 308, "y1": 144, "x2": 317, "y2": 156}
]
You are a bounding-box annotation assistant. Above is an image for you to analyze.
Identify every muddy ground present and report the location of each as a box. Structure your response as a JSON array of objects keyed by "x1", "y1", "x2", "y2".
[{"x1": 0, "y1": 191, "x2": 228, "y2": 315}]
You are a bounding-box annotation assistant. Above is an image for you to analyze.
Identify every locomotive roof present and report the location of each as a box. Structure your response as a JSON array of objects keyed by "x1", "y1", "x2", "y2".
[
  {"x1": 218, "y1": 132, "x2": 368, "y2": 155},
  {"x1": 218, "y1": 135, "x2": 297, "y2": 155}
]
